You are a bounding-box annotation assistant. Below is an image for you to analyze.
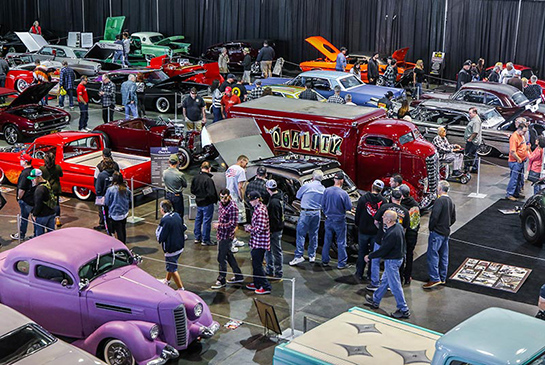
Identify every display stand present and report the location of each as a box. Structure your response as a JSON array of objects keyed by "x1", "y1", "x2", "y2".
[
  {"x1": 468, "y1": 157, "x2": 487, "y2": 199},
  {"x1": 127, "y1": 177, "x2": 144, "y2": 224}
]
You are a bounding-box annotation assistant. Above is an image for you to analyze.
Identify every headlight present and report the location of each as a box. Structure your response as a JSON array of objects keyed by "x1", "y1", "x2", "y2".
[
  {"x1": 64, "y1": 116, "x2": 69, "y2": 122},
  {"x1": 149, "y1": 324, "x2": 159, "y2": 340},
  {"x1": 194, "y1": 303, "x2": 203, "y2": 318}
]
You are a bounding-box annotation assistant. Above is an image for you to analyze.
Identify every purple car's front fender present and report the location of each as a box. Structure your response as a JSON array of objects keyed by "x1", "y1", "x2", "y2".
[
  {"x1": 177, "y1": 289, "x2": 220, "y2": 343},
  {"x1": 73, "y1": 320, "x2": 178, "y2": 365}
]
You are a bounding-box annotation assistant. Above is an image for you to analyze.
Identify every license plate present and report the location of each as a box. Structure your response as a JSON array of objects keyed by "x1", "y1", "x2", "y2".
[{"x1": 142, "y1": 187, "x2": 153, "y2": 195}]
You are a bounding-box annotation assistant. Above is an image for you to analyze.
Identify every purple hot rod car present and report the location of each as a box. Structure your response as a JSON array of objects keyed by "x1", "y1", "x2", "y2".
[{"x1": 0, "y1": 228, "x2": 219, "y2": 365}]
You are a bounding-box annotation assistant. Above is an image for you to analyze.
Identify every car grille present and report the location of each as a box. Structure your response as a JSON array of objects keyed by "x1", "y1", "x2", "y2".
[
  {"x1": 426, "y1": 153, "x2": 439, "y2": 193},
  {"x1": 173, "y1": 305, "x2": 187, "y2": 347}
]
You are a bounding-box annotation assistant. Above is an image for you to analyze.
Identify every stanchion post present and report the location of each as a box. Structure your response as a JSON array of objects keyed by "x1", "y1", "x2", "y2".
[
  {"x1": 127, "y1": 177, "x2": 145, "y2": 224},
  {"x1": 468, "y1": 156, "x2": 487, "y2": 199},
  {"x1": 16, "y1": 214, "x2": 21, "y2": 244},
  {"x1": 291, "y1": 278, "x2": 295, "y2": 338}
]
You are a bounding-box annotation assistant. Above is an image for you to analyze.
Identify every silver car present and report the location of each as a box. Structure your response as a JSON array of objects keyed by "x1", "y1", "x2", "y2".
[{"x1": 0, "y1": 304, "x2": 105, "y2": 364}]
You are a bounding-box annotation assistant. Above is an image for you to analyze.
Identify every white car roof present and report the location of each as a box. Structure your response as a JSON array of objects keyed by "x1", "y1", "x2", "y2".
[{"x1": 131, "y1": 32, "x2": 163, "y2": 38}]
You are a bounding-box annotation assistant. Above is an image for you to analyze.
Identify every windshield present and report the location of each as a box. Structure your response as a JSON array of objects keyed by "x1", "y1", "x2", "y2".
[
  {"x1": 78, "y1": 249, "x2": 132, "y2": 282},
  {"x1": 481, "y1": 109, "x2": 505, "y2": 128},
  {"x1": 150, "y1": 35, "x2": 165, "y2": 43},
  {"x1": 512, "y1": 91, "x2": 529, "y2": 106},
  {"x1": 0, "y1": 324, "x2": 55, "y2": 364},
  {"x1": 72, "y1": 50, "x2": 87, "y2": 58},
  {"x1": 339, "y1": 75, "x2": 363, "y2": 89},
  {"x1": 143, "y1": 70, "x2": 170, "y2": 84},
  {"x1": 529, "y1": 351, "x2": 545, "y2": 364},
  {"x1": 399, "y1": 132, "x2": 415, "y2": 145}
]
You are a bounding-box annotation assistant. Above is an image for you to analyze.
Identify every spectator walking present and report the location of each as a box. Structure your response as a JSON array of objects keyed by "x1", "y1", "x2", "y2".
[
  {"x1": 367, "y1": 190, "x2": 409, "y2": 291},
  {"x1": 290, "y1": 170, "x2": 325, "y2": 266},
  {"x1": 528, "y1": 136, "x2": 545, "y2": 195},
  {"x1": 335, "y1": 47, "x2": 347, "y2": 72},
  {"x1": 104, "y1": 172, "x2": 130, "y2": 243},
  {"x1": 525, "y1": 75, "x2": 543, "y2": 101},
  {"x1": 232, "y1": 79, "x2": 248, "y2": 102},
  {"x1": 500, "y1": 62, "x2": 516, "y2": 84},
  {"x1": 413, "y1": 59, "x2": 425, "y2": 99},
  {"x1": 247, "y1": 79, "x2": 264, "y2": 101},
  {"x1": 10, "y1": 154, "x2": 35, "y2": 240},
  {"x1": 456, "y1": 60, "x2": 472, "y2": 91},
  {"x1": 99, "y1": 74, "x2": 116, "y2": 123},
  {"x1": 93, "y1": 148, "x2": 120, "y2": 230},
  {"x1": 183, "y1": 87, "x2": 206, "y2": 131},
  {"x1": 39, "y1": 152, "x2": 63, "y2": 228},
  {"x1": 226, "y1": 155, "x2": 249, "y2": 250},
  {"x1": 476, "y1": 58, "x2": 486, "y2": 80},
  {"x1": 113, "y1": 35, "x2": 124, "y2": 64},
  {"x1": 58, "y1": 61, "x2": 75, "y2": 109},
  {"x1": 383, "y1": 58, "x2": 397, "y2": 87},
  {"x1": 210, "y1": 79, "x2": 223, "y2": 122},
  {"x1": 368, "y1": 52, "x2": 380, "y2": 85},
  {"x1": 327, "y1": 85, "x2": 346, "y2": 104},
  {"x1": 265, "y1": 180, "x2": 284, "y2": 279},
  {"x1": 135, "y1": 73, "x2": 146, "y2": 116},
  {"x1": 464, "y1": 107, "x2": 482, "y2": 173},
  {"x1": 218, "y1": 47, "x2": 229, "y2": 77},
  {"x1": 191, "y1": 162, "x2": 218, "y2": 246},
  {"x1": 211, "y1": 189, "x2": 244, "y2": 289},
  {"x1": 355, "y1": 179, "x2": 386, "y2": 281},
  {"x1": 121, "y1": 32, "x2": 131, "y2": 67},
  {"x1": 220, "y1": 87, "x2": 240, "y2": 118},
  {"x1": 433, "y1": 127, "x2": 464, "y2": 176},
  {"x1": 30, "y1": 20, "x2": 42, "y2": 34},
  {"x1": 219, "y1": 74, "x2": 236, "y2": 92},
  {"x1": 241, "y1": 48, "x2": 252, "y2": 84},
  {"x1": 321, "y1": 172, "x2": 353, "y2": 269},
  {"x1": 156, "y1": 200, "x2": 186, "y2": 289},
  {"x1": 365, "y1": 210, "x2": 411, "y2": 319},
  {"x1": 77, "y1": 76, "x2": 89, "y2": 131},
  {"x1": 488, "y1": 63, "x2": 501, "y2": 82},
  {"x1": 244, "y1": 191, "x2": 272, "y2": 295},
  {"x1": 121, "y1": 74, "x2": 138, "y2": 119},
  {"x1": 29, "y1": 169, "x2": 56, "y2": 236},
  {"x1": 399, "y1": 184, "x2": 420, "y2": 285},
  {"x1": 245, "y1": 166, "x2": 269, "y2": 206},
  {"x1": 95, "y1": 157, "x2": 116, "y2": 233},
  {"x1": 423, "y1": 180, "x2": 456, "y2": 289},
  {"x1": 163, "y1": 154, "x2": 187, "y2": 218},
  {"x1": 506, "y1": 123, "x2": 529, "y2": 201},
  {"x1": 256, "y1": 40, "x2": 275, "y2": 78},
  {"x1": 299, "y1": 81, "x2": 318, "y2": 101}
]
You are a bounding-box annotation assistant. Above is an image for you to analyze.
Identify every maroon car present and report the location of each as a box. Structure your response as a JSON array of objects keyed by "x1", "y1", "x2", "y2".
[
  {"x1": 0, "y1": 82, "x2": 71, "y2": 144},
  {"x1": 202, "y1": 41, "x2": 259, "y2": 70},
  {"x1": 93, "y1": 117, "x2": 217, "y2": 170}
]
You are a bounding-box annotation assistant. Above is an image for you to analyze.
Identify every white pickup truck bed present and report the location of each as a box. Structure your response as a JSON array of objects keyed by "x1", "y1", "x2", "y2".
[{"x1": 65, "y1": 151, "x2": 150, "y2": 170}]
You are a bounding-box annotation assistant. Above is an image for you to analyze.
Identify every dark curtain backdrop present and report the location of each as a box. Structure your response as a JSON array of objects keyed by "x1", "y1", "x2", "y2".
[{"x1": 2, "y1": 0, "x2": 545, "y2": 79}]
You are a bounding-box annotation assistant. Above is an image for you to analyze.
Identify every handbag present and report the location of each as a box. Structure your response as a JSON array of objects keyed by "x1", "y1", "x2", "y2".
[
  {"x1": 528, "y1": 170, "x2": 540, "y2": 183},
  {"x1": 95, "y1": 196, "x2": 105, "y2": 206},
  {"x1": 60, "y1": 87, "x2": 67, "y2": 96}
]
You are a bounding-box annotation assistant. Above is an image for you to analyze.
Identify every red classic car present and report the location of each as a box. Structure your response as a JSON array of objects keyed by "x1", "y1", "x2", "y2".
[
  {"x1": 299, "y1": 36, "x2": 415, "y2": 84},
  {"x1": 93, "y1": 117, "x2": 217, "y2": 170},
  {"x1": 0, "y1": 132, "x2": 151, "y2": 200},
  {"x1": 149, "y1": 55, "x2": 224, "y2": 86},
  {"x1": 5, "y1": 60, "x2": 61, "y2": 92},
  {"x1": 485, "y1": 63, "x2": 545, "y2": 96},
  {"x1": 0, "y1": 83, "x2": 70, "y2": 144}
]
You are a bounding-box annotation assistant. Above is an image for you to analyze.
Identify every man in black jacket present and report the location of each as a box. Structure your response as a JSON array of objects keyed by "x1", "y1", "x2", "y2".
[
  {"x1": 256, "y1": 40, "x2": 275, "y2": 78},
  {"x1": 423, "y1": 180, "x2": 456, "y2": 289},
  {"x1": 156, "y1": 199, "x2": 186, "y2": 289},
  {"x1": 355, "y1": 179, "x2": 386, "y2": 281},
  {"x1": 29, "y1": 169, "x2": 56, "y2": 236},
  {"x1": 94, "y1": 148, "x2": 120, "y2": 230},
  {"x1": 299, "y1": 81, "x2": 318, "y2": 101},
  {"x1": 11, "y1": 154, "x2": 35, "y2": 240},
  {"x1": 456, "y1": 60, "x2": 472, "y2": 91},
  {"x1": 399, "y1": 184, "x2": 420, "y2": 285},
  {"x1": 265, "y1": 180, "x2": 284, "y2": 279},
  {"x1": 191, "y1": 162, "x2": 218, "y2": 246},
  {"x1": 241, "y1": 48, "x2": 252, "y2": 84},
  {"x1": 367, "y1": 52, "x2": 380, "y2": 85},
  {"x1": 364, "y1": 210, "x2": 411, "y2": 319}
]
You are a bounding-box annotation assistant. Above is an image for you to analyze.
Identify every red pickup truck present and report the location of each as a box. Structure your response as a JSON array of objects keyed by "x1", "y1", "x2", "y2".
[
  {"x1": 228, "y1": 97, "x2": 439, "y2": 207},
  {"x1": 0, "y1": 132, "x2": 151, "y2": 200}
]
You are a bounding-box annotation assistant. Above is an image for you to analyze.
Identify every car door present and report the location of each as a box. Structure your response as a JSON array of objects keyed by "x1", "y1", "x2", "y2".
[
  {"x1": 117, "y1": 119, "x2": 150, "y2": 154},
  {"x1": 28, "y1": 260, "x2": 83, "y2": 337},
  {"x1": 357, "y1": 135, "x2": 399, "y2": 187}
]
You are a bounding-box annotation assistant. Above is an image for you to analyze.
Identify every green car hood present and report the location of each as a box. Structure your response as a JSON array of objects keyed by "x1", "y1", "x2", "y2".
[{"x1": 103, "y1": 16, "x2": 126, "y2": 41}]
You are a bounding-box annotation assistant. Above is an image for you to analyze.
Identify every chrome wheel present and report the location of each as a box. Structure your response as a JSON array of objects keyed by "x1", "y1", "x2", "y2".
[
  {"x1": 156, "y1": 97, "x2": 170, "y2": 113},
  {"x1": 73, "y1": 186, "x2": 92, "y2": 200},
  {"x1": 477, "y1": 144, "x2": 493, "y2": 157},
  {"x1": 15, "y1": 79, "x2": 28, "y2": 93},
  {"x1": 178, "y1": 148, "x2": 192, "y2": 170},
  {"x1": 103, "y1": 339, "x2": 135, "y2": 365},
  {"x1": 3, "y1": 125, "x2": 21, "y2": 145}
]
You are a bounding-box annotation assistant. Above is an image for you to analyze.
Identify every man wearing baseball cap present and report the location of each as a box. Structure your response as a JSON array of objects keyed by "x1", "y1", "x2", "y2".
[
  {"x1": 220, "y1": 73, "x2": 237, "y2": 92},
  {"x1": 244, "y1": 191, "x2": 272, "y2": 295},
  {"x1": 241, "y1": 48, "x2": 252, "y2": 84},
  {"x1": 28, "y1": 168, "x2": 56, "y2": 236},
  {"x1": 246, "y1": 166, "x2": 269, "y2": 206},
  {"x1": 182, "y1": 87, "x2": 206, "y2": 131},
  {"x1": 377, "y1": 91, "x2": 394, "y2": 113},
  {"x1": 321, "y1": 171, "x2": 353, "y2": 269},
  {"x1": 456, "y1": 59, "x2": 472, "y2": 91},
  {"x1": 265, "y1": 179, "x2": 284, "y2": 279},
  {"x1": 162, "y1": 154, "x2": 187, "y2": 218},
  {"x1": 11, "y1": 154, "x2": 36, "y2": 240},
  {"x1": 355, "y1": 179, "x2": 386, "y2": 282},
  {"x1": 220, "y1": 86, "x2": 240, "y2": 119}
]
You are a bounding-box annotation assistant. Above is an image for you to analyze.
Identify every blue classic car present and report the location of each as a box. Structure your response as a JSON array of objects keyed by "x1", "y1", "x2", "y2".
[{"x1": 256, "y1": 70, "x2": 405, "y2": 107}]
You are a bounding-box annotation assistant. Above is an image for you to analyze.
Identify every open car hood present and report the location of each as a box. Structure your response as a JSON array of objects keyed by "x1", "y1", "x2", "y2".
[
  {"x1": 154, "y1": 71, "x2": 206, "y2": 87},
  {"x1": 15, "y1": 32, "x2": 49, "y2": 53},
  {"x1": 103, "y1": 16, "x2": 126, "y2": 41},
  {"x1": 201, "y1": 117, "x2": 274, "y2": 166},
  {"x1": 8, "y1": 82, "x2": 56, "y2": 109},
  {"x1": 305, "y1": 36, "x2": 341, "y2": 62},
  {"x1": 392, "y1": 47, "x2": 409, "y2": 62},
  {"x1": 84, "y1": 42, "x2": 123, "y2": 60}
]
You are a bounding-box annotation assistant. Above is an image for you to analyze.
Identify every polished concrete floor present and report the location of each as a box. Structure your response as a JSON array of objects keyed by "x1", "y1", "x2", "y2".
[{"x1": 0, "y1": 101, "x2": 539, "y2": 364}]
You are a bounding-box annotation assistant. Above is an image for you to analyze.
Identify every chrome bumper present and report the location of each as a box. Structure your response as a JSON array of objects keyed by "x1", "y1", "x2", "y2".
[
  {"x1": 199, "y1": 322, "x2": 220, "y2": 338},
  {"x1": 146, "y1": 345, "x2": 179, "y2": 365}
]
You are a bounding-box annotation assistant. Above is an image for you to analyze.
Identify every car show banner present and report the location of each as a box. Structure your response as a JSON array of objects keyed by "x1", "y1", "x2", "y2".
[
  {"x1": 450, "y1": 258, "x2": 531, "y2": 293},
  {"x1": 150, "y1": 146, "x2": 179, "y2": 187}
]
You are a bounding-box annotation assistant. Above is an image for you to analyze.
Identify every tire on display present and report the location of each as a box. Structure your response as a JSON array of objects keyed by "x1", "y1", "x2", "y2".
[
  {"x1": 0, "y1": 168, "x2": 6, "y2": 184},
  {"x1": 102, "y1": 339, "x2": 135, "y2": 365},
  {"x1": 3, "y1": 124, "x2": 21, "y2": 145},
  {"x1": 73, "y1": 186, "x2": 92, "y2": 201},
  {"x1": 521, "y1": 207, "x2": 545, "y2": 245},
  {"x1": 15, "y1": 79, "x2": 28, "y2": 93},
  {"x1": 477, "y1": 144, "x2": 493, "y2": 157},
  {"x1": 460, "y1": 174, "x2": 471, "y2": 184},
  {"x1": 156, "y1": 97, "x2": 170, "y2": 113},
  {"x1": 178, "y1": 148, "x2": 192, "y2": 170}
]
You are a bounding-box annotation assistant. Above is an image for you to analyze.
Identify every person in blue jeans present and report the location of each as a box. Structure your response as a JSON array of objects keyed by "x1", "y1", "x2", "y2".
[
  {"x1": 190, "y1": 162, "x2": 218, "y2": 245},
  {"x1": 29, "y1": 169, "x2": 56, "y2": 237},
  {"x1": 364, "y1": 210, "x2": 410, "y2": 319},
  {"x1": 290, "y1": 170, "x2": 325, "y2": 266},
  {"x1": 121, "y1": 74, "x2": 138, "y2": 119},
  {"x1": 10, "y1": 154, "x2": 36, "y2": 240},
  {"x1": 423, "y1": 181, "x2": 456, "y2": 289},
  {"x1": 265, "y1": 180, "x2": 284, "y2": 279},
  {"x1": 321, "y1": 171, "x2": 353, "y2": 269},
  {"x1": 506, "y1": 122, "x2": 529, "y2": 201}
]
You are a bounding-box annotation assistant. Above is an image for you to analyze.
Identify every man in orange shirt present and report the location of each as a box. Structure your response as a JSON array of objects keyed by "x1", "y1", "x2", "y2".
[
  {"x1": 220, "y1": 87, "x2": 240, "y2": 119},
  {"x1": 506, "y1": 122, "x2": 529, "y2": 201}
]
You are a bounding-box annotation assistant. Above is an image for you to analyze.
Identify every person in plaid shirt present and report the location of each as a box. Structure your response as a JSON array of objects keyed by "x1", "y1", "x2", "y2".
[
  {"x1": 244, "y1": 191, "x2": 272, "y2": 295},
  {"x1": 58, "y1": 61, "x2": 75, "y2": 109},
  {"x1": 211, "y1": 189, "x2": 244, "y2": 289},
  {"x1": 327, "y1": 85, "x2": 346, "y2": 104},
  {"x1": 247, "y1": 79, "x2": 264, "y2": 100},
  {"x1": 383, "y1": 58, "x2": 398, "y2": 87},
  {"x1": 99, "y1": 75, "x2": 116, "y2": 123}
]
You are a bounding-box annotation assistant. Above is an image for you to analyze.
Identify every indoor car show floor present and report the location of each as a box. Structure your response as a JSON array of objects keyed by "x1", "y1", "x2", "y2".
[{"x1": 0, "y1": 103, "x2": 540, "y2": 364}]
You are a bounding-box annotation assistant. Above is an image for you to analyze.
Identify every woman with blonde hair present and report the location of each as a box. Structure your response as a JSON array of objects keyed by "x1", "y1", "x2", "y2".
[{"x1": 413, "y1": 59, "x2": 425, "y2": 100}]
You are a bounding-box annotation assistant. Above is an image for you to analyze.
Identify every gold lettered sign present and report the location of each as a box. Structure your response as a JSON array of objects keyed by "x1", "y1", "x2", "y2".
[{"x1": 265, "y1": 125, "x2": 343, "y2": 156}]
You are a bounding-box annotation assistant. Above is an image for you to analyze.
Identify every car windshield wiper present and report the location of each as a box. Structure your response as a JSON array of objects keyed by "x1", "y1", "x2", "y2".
[{"x1": 111, "y1": 248, "x2": 115, "y2": 266}]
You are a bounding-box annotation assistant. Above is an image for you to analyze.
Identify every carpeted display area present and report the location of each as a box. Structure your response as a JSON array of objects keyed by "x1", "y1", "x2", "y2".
[{"x1": 412, "y1": 199, "x2": 545, "y2": 305}]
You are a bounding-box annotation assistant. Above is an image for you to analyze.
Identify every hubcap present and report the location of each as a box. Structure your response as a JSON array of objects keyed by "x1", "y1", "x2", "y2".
[
  {"x1": 106, "y1": 342, "x2": 133, "y2": 365},
  {"x1": 75, "y1": 187, "x2": 90, "y2": 199},
  {"x1": 16, "y1": 79, "x2": 28, "y2": 92},
  {"x1": 158, "y1": 99, "x2": 169, "y2": 112},
  {"x1": 5, "y1": 127, "x2": 17, "y2": 144},
  {"x1": 527, "y1": 215, "x2": 537, "y2": 235}
]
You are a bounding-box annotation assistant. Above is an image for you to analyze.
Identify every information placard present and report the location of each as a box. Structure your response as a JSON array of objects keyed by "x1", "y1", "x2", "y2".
[
  {"x1": 67, "y1": 32, "x2": 79, "y2": 47},
  {"x1": 150, "y1": 146, "x2": 179, "y2": 187},
  {"x1": 430, "y1": 51, "x2": 445, "y2": 76},
  {"x1": 80, "y1": 33, "x2": 94, "y2": 48}
]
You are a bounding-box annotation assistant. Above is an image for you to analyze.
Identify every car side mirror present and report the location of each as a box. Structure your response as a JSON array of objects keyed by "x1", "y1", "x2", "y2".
[
  {"x1": 61, "y1": 279, "x2": 69, "y2": 287},
  {"x1": 78, "y1": 278, "x2": 89, "y2": 291},
  {"x1": 392, "y1": 143, "x2": 401, "y2": 151}
]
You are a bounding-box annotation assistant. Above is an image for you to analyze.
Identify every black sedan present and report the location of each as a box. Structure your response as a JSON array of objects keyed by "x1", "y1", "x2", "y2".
[{"x1": 86, "y1": 69, "x2": 209, "y2": 113}]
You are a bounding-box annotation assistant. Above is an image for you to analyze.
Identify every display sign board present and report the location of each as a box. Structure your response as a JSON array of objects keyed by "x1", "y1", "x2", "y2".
[
  {"x1": 81, "y1": 33, "x2": 94, "y2": 48},
  {"x1": 450, "y1": 257, "x2": 531, "y2": 293},
  {"x1": 150, "y1": 146, "x2": 179, "y2": 187},
  {"x1": 430, "y1": 51, "x2": 445, "y2": 76},
  {"x1": 67, "y1": 32, "x2": 79, "y2": 47}
]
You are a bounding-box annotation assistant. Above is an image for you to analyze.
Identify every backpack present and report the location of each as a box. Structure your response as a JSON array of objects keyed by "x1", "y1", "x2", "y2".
[
  {"x1": 43, "y1": 181, "x2": 57, "y2": 210},
  {"x1": 408, "y1": 206, "x2": 420, "y2": 231}
]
